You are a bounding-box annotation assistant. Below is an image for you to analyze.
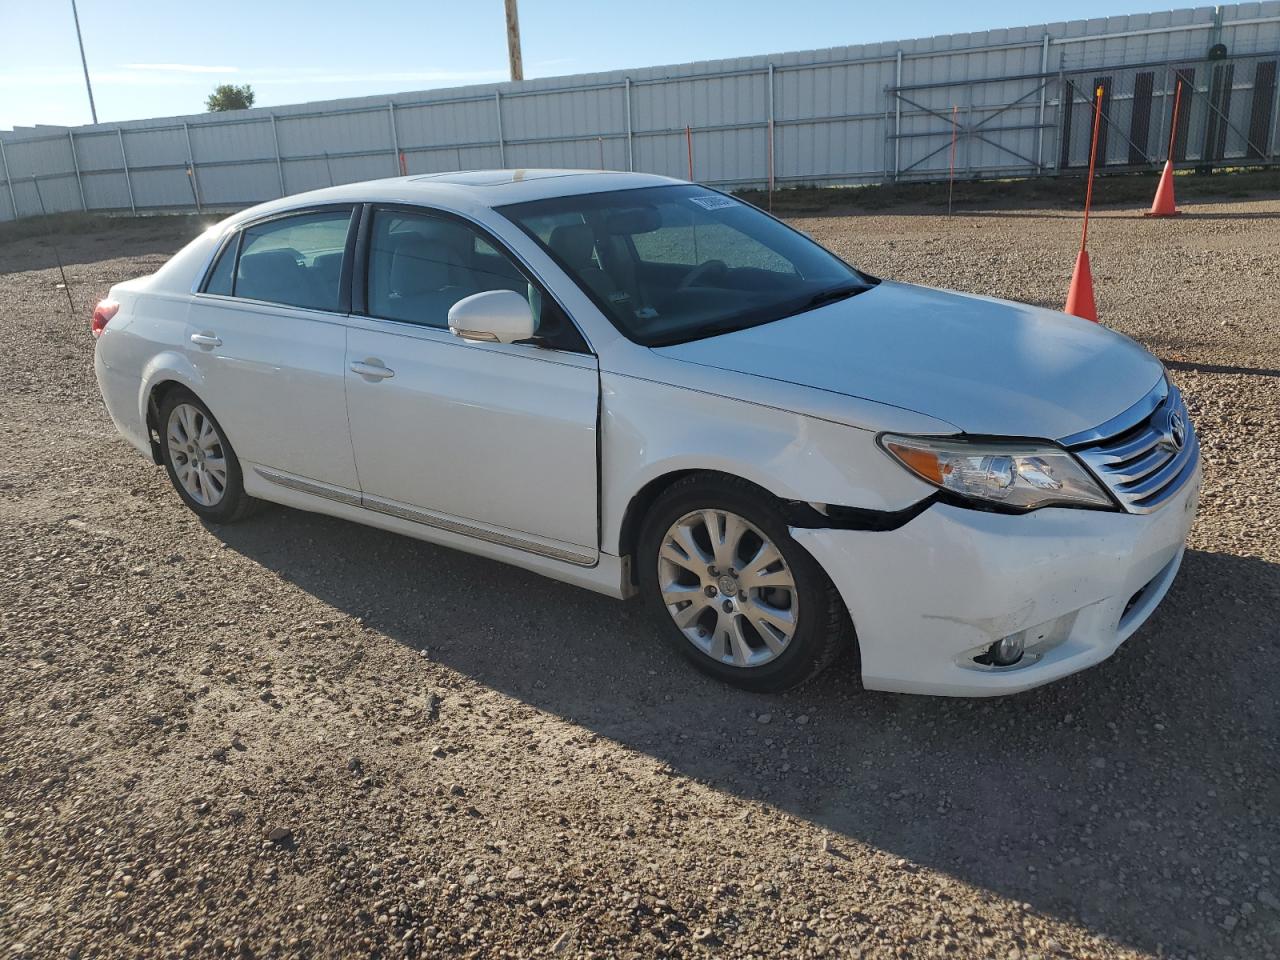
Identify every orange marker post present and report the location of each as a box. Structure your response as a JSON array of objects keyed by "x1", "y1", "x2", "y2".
[
  {"x1": 1146, "y1": 79, "x2": 1184, "y2": 217},
  {"x1": 1065, "y1": 85, "x2": 1104, "y2": 322}
]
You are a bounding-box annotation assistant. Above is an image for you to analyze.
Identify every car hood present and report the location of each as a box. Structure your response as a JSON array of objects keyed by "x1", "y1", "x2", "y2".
[{"x1": 652, "y1": 280, "x2": 1164, "y2": 439}]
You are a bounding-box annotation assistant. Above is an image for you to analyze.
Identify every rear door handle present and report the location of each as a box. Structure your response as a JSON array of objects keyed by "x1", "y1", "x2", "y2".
[
  {"x1": 190, "y1": 332, "x2": 222, "y2": 348},
  {"x1": 350, "y1": 359, "x2": 395, "y2": 381}
]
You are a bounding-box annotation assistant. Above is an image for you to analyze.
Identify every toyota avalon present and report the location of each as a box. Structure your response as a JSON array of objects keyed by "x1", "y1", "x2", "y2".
[{"x1": 91, "y1": 170, "x2": 1200, "y2": 694}]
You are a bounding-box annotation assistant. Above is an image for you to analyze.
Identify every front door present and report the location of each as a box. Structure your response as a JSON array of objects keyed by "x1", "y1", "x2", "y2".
[{"x1": 343, "y1": 206, "x2": 599, "y2": 561}]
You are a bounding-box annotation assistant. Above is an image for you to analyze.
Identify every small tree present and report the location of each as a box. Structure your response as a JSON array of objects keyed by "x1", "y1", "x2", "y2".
[{"x1": 206, "y1": 84, "x2": 255, "y2": 112}]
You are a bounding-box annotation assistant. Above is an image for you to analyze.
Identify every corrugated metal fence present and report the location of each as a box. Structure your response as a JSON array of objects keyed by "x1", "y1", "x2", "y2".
[{"x1": 2, "y1": 2, "x2": 1279, "y2": 222}]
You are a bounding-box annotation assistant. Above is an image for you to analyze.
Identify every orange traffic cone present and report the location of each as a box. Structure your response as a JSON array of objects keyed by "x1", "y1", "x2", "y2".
[
  {"x1": 1145, "y1": 160, "x2": 1181, "y2": 217},
  {"x1": 1065, "y1": 249, "x2": 1098, "y2": 322}
]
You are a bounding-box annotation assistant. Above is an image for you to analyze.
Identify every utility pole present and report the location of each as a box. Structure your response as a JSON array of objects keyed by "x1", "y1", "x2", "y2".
[
  {"x1": 70, "y1": 0, "x2": 98, "y2": 124},
  {"x1": 504, "y1": 0, "x2": 523, "y2": 82}
]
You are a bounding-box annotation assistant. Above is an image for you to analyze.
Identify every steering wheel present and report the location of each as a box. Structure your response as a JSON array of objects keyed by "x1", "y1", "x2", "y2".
[{"x1": 676, "y1": 259, "x2": 729, "y2": 292}]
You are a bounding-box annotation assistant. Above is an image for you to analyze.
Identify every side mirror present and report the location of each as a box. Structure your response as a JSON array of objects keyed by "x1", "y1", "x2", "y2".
[{"x1": 447, "y1": 290, "x2": 535, "y2": 344}]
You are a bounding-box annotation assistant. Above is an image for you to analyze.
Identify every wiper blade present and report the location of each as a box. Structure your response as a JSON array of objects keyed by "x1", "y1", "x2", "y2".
[
  {"x1": 803, "y1": 283, "x2": 869, "y2": 309},
  {"x1": 645, "y1": 319, "x2": 752, "y2": 346},
  {"x1": 643, "y1": 283, "x2": 872, "y2": 346}
]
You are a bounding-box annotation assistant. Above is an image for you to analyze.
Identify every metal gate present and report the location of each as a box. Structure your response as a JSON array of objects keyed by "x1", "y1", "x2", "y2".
[
  {"x1": 889, "y1": 62, "x2": 1056, "y2": 180},
  {"x1": 888, "y1": 50, "x2": 1280, "y2": 181},
  {"x1": 1058, "y1": 53, "x2": 1279, "y2": 171}
]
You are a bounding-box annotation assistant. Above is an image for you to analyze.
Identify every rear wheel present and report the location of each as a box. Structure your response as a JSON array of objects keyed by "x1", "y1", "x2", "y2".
[
  {"x1": 638, "y1": 474, "x2": 850, "y2": 692},
  {"x1": 157, "y1": 388, "x2": 257, "y2": 523}
]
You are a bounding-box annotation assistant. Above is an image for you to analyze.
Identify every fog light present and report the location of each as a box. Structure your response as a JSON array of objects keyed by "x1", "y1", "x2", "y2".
[{"x1": 987, "y1": 634, "x2": 1025, "y2": 666}]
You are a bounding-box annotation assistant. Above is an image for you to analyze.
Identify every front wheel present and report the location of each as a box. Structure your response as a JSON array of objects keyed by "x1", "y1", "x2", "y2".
[{"x1": 638, "y1": 474, "x2": 851, "y2": 692}]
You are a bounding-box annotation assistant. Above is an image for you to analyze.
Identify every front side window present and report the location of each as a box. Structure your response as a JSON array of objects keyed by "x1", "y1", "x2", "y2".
[
  {"x1": 364, "y1": 208, "x2": 585, "y2": 350},
  {"x1": 232, "y1": 209, "x2": 353, "y2": 311},
  {"x1": 498, "y1": 184, "x2": 871, "y2": 346}
]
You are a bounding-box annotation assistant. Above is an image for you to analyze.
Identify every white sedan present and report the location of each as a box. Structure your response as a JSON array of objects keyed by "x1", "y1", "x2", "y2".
[{"x1": 92, "y1": 170, "x2": 1200, "y2": 695}]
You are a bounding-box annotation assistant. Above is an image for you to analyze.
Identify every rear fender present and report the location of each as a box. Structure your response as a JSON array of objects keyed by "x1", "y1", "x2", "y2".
[{"x1": 138, "y1": 351, "x2": 208, "y2": 461}]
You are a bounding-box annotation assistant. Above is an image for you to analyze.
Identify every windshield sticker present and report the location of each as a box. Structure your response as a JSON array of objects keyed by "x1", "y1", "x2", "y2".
[{"x1": 689, "y1": 195, "x2": 737, "y2": 210}]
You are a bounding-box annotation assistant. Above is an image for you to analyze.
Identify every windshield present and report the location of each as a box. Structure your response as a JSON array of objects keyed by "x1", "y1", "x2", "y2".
[{"x1": 497, "y1": 184, "x2": 871, "y2": 346}]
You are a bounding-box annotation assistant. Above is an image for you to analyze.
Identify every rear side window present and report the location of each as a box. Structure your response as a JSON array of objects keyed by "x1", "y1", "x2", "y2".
[
  {"x1": 233, "y1": 210, "x2": 353, "y2": 311},
  {"x1": 203, "y1": 237, "x2": 236, "y2": 295}
]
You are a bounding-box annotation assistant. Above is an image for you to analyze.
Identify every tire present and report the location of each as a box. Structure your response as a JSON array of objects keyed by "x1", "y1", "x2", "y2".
[
  {"x1": 157, "y1": 387, "x2": 258, "y2": 524},
  {"x1": 637, "y1": 473, "x2": 852, "y2": 692}
]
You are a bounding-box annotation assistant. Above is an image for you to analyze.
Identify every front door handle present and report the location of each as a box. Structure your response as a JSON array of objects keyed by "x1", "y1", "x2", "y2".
[
  {"x1": 190, "y1": 332, "x2": 222, "y2": 348},
  {"x1": 350, "y1": 359, "x2": 395, "y2": 381}
]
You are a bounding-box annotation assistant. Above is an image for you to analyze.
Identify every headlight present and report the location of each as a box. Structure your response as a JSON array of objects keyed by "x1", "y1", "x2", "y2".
[{"x1": 879, "y1": 434, "x2": 1114, "y2": 511}]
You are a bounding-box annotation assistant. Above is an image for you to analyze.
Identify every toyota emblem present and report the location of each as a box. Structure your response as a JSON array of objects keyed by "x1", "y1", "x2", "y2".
[{"x1": 1161, "y1": 408, "x2": 1186, "y2": 452}]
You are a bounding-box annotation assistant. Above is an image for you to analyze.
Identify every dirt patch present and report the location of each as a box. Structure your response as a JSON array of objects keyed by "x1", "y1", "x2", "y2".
[{"x1": 1, "y1": 197, "x2": 1278, "y2": 959}]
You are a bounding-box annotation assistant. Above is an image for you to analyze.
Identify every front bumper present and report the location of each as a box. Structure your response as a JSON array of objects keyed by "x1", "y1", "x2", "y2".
[{"x1": 792, "y1": 459, "x2": 1201, "y2": 696}]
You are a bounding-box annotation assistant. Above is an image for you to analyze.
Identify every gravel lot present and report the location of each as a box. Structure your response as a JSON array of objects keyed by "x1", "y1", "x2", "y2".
[{"x1": 1, "y1": 197, "x2": 1277, "y2": 960}]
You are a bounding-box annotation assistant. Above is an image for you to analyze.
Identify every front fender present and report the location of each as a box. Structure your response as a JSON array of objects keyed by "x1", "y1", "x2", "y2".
[{"x1": 600, "y1": 372, "x2": 934, "y2": 555}]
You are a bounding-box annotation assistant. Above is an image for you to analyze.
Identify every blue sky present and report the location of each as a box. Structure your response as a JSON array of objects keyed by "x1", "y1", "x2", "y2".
[{"x1": 3, "y1": 0, "x2": 1172, "y2": 129}]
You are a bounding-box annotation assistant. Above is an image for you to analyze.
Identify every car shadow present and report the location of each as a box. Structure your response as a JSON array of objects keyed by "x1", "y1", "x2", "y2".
[
  {"x1": 211, "y1": 505, "x2": 1280, "y2": 958},
  {"x1": 1163, "y1": 358, "x2": 1280, "y2": 379}
]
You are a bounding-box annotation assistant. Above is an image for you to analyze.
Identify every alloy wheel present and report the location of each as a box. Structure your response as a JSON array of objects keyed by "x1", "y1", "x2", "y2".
[
  {"x1": 657, "y1": 509, "x2": 799, "y2": 667},
  {"x1": 166, "y1": 402, "x2": 228, "y2": 507}
]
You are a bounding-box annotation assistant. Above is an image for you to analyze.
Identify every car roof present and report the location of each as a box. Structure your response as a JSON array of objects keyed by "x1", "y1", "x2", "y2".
[
  {"x1": 409, "y1": 169, "x2": 675, "y2": 199},
  {"x1": 227, "y1": 169, "x2": 685, "y2": 225}
]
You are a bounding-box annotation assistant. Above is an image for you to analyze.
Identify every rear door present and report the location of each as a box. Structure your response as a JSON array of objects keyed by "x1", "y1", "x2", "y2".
[
  {"x1": 187, "y1": 206, "x2": 360, "y2": 491},
  {"x1": 342, "y1": 205, "x2": 600, "y2": 562}
]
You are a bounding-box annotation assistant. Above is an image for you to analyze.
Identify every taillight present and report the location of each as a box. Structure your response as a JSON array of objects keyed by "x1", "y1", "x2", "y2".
[{"x1": 91, "y1": 299, "x2": 119, "y2": 338}]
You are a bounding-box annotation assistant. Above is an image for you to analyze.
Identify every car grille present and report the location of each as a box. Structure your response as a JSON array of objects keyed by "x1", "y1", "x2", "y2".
[{"x1": 1068, "y1": 383, "x2": 1199, "y2": 515}]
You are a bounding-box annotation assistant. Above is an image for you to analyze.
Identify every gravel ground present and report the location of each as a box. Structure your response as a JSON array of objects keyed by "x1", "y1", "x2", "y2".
[{"x1": 1, "y1": 198, "x2": 1277, "y2": 960}]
